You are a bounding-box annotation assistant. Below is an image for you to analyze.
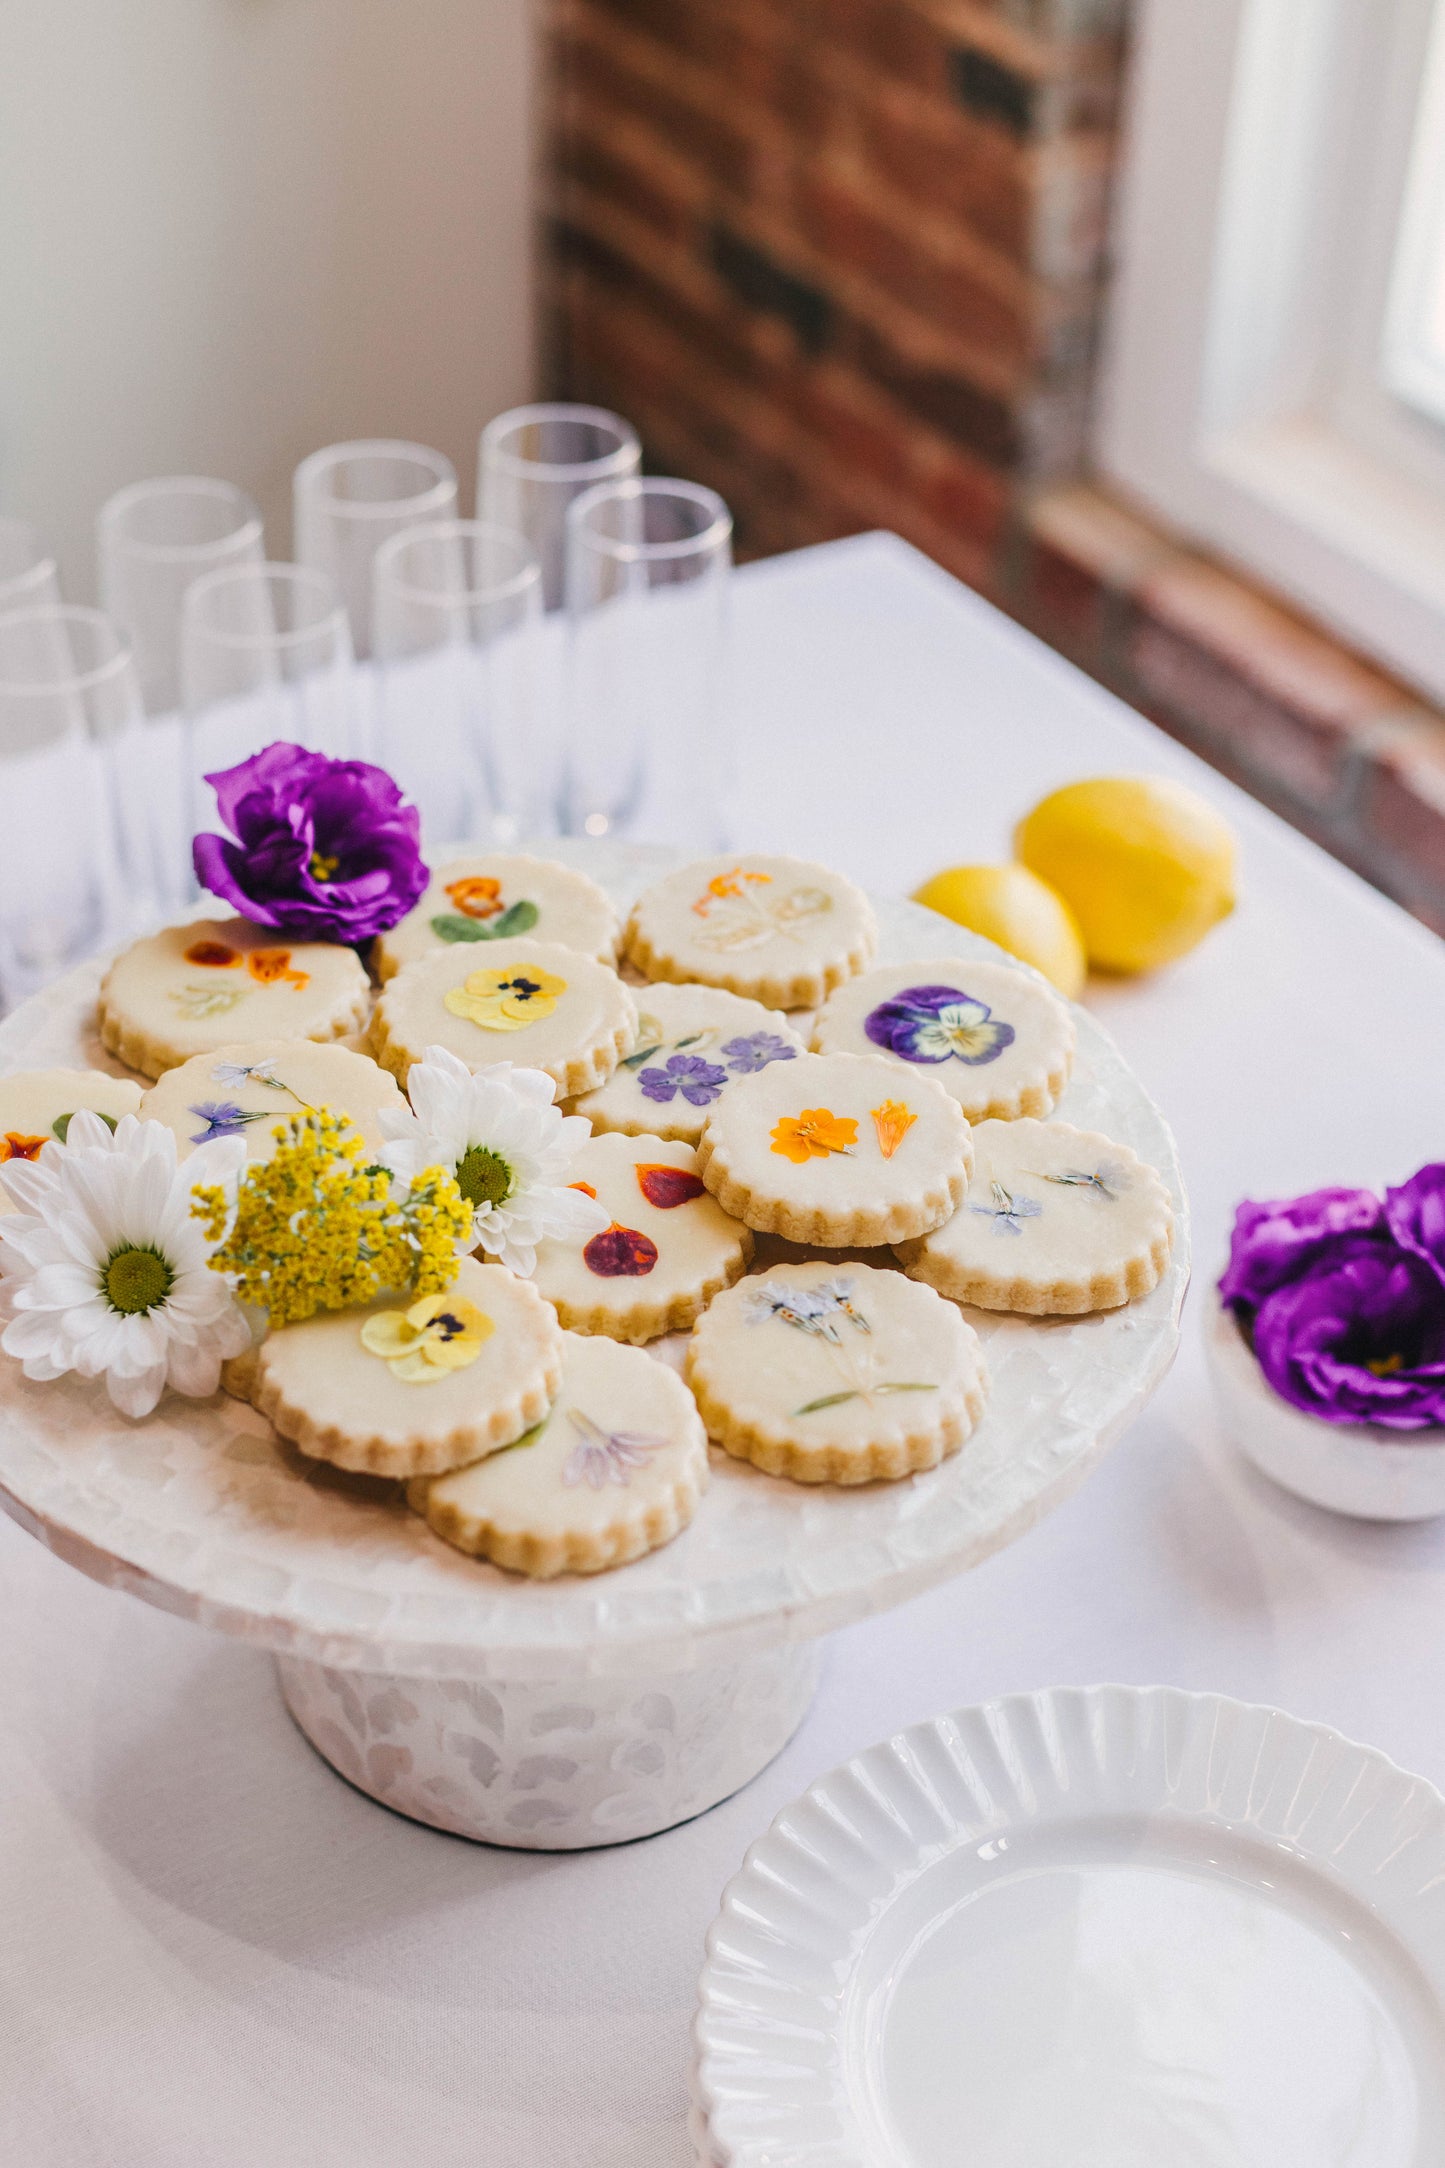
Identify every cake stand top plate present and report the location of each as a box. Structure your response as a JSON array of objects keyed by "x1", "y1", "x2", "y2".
[{"x1": 0, "y1": 841, "x2": 1187, "y2": 1680}]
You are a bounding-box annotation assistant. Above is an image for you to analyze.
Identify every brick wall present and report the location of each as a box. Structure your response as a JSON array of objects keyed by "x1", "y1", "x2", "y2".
[{"x1": 545, "y1": 0, "x2": 1445, "y2": 927}]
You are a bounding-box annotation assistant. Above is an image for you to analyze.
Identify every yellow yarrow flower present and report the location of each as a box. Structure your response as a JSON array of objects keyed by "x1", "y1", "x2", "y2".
[{"x1": 192, "y1": 1106, "x2": 471, "y2": 1327}]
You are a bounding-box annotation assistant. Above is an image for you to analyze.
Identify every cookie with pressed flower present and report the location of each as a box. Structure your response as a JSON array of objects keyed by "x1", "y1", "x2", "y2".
[
  {"x1": 894, "y1": 1118, "x2": 1174, "y2": 1315},
  {"x1": 411, "y1": 1331, "x2": 708, "y2": 1577},
  {"x1": 98, "y1": 918, "x2": 371, "y2": 1080},
  {"x1": 811, "y1": 957, "x2": 1074, "y2": 1123},
  {"x1": 623, "y1": 855, "x2": 877, "y2": 1010},
  {"x1": 525, "y1": 1130, "x2": 752, "y2": 1343},
  {"x1": 253, "y1": 1256, "x2": 564, "y2": 1477},
  {"x1": 140, "y1": 1038, "x2": 405, "y2": 1165},
  {"x1": 685, "y1": 1260, "x2": 987, "y2": 1485},
  {"x1": 567, "y1": 982, "x2": 806, "y2": 1145},
  {"x1": 696, "y1": 1049, "x2": 970, "y2": 1247},
  {"x1": 0, "y1": 1068, "x2": 143, "y2": 1213},
  {"x1": 375, "y1": 852, "x2": 620, "y2": 982},
  {"x1": 369, "y1": 937, "x2": 636, "y2": 1100}
]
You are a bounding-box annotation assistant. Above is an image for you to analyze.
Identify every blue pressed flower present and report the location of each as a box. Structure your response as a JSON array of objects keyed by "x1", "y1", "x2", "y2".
[
  {"x1": 722, "y1": 1032, "x2": 797, "y2": 1075},
  {"x1": 188, "y1": 1100, "x2": 270, "y2": 1144},
  {"x1": 969, "y1": 1181, "x2": 1043, "y2": 1236},
  {"x1": 865, "y1": 983, "x2": 1016, "y2": 1067},
  {"x1": 638, "y1": 1053, "x2": 729, "y2": 1107}
]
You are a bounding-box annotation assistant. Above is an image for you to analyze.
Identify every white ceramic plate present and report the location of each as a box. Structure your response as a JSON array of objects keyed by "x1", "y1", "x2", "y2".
[
  {"x1": 693, "y1": 1684, "x2": 1445, "y2": 2168},
  {"x1": 0, "y1": 842, "x2": 1187, "y2": 1680}
]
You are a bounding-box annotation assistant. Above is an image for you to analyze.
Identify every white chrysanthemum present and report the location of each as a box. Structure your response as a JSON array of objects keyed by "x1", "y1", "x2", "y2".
[
  {"x1": 379, "y1": 1046, "x2": 608, "y2": 1276},
  {"x1": 0, "y1": 1110, "x2": 251, "y2": 1420}
]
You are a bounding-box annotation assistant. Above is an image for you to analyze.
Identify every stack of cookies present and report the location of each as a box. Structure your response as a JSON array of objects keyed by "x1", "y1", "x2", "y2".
[{"x1": 1, "y1": 846, "x2": 1174, "y2": 1582}]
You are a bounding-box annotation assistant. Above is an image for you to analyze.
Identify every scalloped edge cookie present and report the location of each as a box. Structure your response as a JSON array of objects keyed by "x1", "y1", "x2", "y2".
[
  {"x1": 696, "y1": 1050, "x2": 972, "y2": 1247},
  {"x1": 409, "y1": 1332, "x2": 709, "y2": 1577},
  {"x1": 623, "y1": 855, "x2": 878, "y2": 1010},
  {"x1": 253, "y1": 1258, "x2": 565, "y2": 1477},
  {"x1": 567, "y1": 981, "x2": 807, "y2": 1144},
  {"x1": 893, "y1": 1118, "x2": 1175, "y2": 1315},
  {"x1": 375, "y1": 852, "x2": 620, "y2": 981},
  {"x1": 685, "y1": 1260, "x2": 989, "y2": 1485}
]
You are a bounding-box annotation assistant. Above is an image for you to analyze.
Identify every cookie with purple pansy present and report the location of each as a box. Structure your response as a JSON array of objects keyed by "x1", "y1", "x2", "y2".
[
  {"x1": 140, "y1": 1038, "x2": 405, "y2": 1168},
  {"x1": 567, "y1": 981, "x2": 805, "y2": 1144},
  {"x1": 811, "y1": 957, "x2": 1074, "y2": 1123}
]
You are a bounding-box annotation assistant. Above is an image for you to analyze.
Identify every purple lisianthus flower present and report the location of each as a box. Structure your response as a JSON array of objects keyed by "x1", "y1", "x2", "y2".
[
  {"x1": 192, "y1": 742, "x2": 426, "y2": 944},
  {"x1": 865, "y1": 984, "x2": 1015, "y2": 1067},
  {"x1": 1218, "y1": 1186, "x2": 1386, "y2": 1313},
  {"x1": 1384, "y1": 1164, "x2": 1445, "y2": 1292},
  {"x1": 722, "y1": 1032, "x2": 796, "y2": 1075},
  {"x1": 1252, "y1": 1237, "x2": 1445, "y2": 1429},
  {"x1": 638, "y1": 1053, "x2": 729, "y2": 1107}
]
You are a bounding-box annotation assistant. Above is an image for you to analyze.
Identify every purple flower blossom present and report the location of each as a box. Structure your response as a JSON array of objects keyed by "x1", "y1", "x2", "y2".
[
  {"x1": 187, "y1": 1100, "x2": 269, "y2": 1144},
  {"x1": 1252, "y1": 1238, "x2": 1445, "y2": 1429},
  {"x1": 1384, "y1": 1164, "x2": 1445, "y2": 1292},
  {"x1": 192, "y1": 742, "x2": 426, "y2": 944},
  {"x1": 638, "y1": 1053, "x2": 729, "y2": 1107},
  {"x1": 722, "y1": 1032, "x2": 797, "y2": 1075},
  {"x1": 1218, "y1": 1186, "x2": 1387, "y2": 1312},
  {"x1": 865, "y1": 984, "x2": 1015, "y2": 1067}
]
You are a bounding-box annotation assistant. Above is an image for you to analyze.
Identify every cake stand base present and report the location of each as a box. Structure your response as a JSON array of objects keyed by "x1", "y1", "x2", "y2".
[{"x1": 276, "y1": 1641, "x2": 823, "y2": 1849}]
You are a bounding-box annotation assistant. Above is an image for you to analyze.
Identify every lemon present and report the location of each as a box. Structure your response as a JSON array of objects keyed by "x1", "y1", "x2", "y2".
[
  {"x1": 1015, "y1": 776, "x2": 1237, "y2": 974},
  {"x1": 912, "y1": 863, "x2": 1087, "y2": 1000}
]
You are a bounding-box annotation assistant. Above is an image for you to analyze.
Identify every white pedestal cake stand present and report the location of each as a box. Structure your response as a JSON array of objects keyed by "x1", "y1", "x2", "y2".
[{"x1": 0, "y1": 843, "x2": 1188, "y2": 1848}]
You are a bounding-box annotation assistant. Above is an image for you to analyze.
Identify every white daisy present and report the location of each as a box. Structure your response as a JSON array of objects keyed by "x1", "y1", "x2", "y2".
[
  {"x1": 0, "y1": 1110, "x2": 251, "y2": 1420},
  {"x1": 378, "y1": 1046, "x2": 608, "y2": 1276}
]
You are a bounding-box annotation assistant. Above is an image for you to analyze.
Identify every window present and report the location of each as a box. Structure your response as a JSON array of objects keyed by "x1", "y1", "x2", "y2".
[{"x1": 1097, "y1": 0, "x2": 1445, "y2": 702}]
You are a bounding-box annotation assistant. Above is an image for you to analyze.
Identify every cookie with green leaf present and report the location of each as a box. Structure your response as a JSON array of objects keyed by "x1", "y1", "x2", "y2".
[
  {"x1": 0, "y1": 1068, "x2": 143, "y2": 1214},
  {"x1": 375, "y1": 853, "x2": 619, "y2": 981},
  {"x1": 685, "y1": 1258, "x2": 987, "y2": 1484}
]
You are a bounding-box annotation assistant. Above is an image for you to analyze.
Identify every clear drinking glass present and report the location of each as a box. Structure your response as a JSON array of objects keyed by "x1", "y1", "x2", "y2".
[
  {"x1": 293, "y1": 440, "x2": 458, "y2": 659},
  {"x1": 0, "y1": 517, "x2": 61, "y2": 614},
  {"x1": 372, "y1": 520, "x2": 544, "y2": 846},
  {"x1": 478, "y1": 404, "x2": 640, "y2": 611},
  {"x1": 97, "y1": 477, "x2": 264, "y2": 715},
  {"x1": 564, "y1": 478, "x2": 733, "y2": 847},
  {"x1": 0, "y1": 606, "x2": 137, "y2": 1004},
  {"x1": 180, "y1": 564, "x2": 356, "y2": 861}
]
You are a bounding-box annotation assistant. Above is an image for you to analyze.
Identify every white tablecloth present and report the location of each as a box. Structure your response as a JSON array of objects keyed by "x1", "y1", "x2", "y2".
[{"x1": 5, "y1": 533, "x2": 1445, "y2": 2166}]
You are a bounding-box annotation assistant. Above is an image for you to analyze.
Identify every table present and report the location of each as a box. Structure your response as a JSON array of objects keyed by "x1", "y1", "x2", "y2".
[{"x1": 4, "y1": 531, "x2": 1444, "y2": 2166}]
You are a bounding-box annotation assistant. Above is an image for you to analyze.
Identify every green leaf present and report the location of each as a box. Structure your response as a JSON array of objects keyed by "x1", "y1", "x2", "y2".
[
  {"x1": 431, "y1": 898, "x2": 539, "y2": 944},
  {"x1": 52, "y1": 1110, "x2": 118, "y2": 1143},
  {"x1": 491, "y1": 898, "x2": 538, "y2": 937},
  {"x1": 431, "y1": 913, "x2": 492, "y2": 943},
  {"x1": 621, "y1": 1042, "x2": 664, "y2": 1070},
  {"x1": 875, "y1": 1382, "x2": 937, "y2": 1395},
  {"x1": 793, "y1": 1390, "x2": 861, "y2": 1414}
]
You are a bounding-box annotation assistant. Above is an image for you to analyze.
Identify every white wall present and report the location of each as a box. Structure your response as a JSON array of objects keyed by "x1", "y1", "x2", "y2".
[{"x1": 0, "y1": 0, "x2": 537, "y2": 597}]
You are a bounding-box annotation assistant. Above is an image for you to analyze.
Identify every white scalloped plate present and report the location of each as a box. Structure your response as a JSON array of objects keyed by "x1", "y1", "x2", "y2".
[
  {"x1": 692, "y1": 1685, "x2": 1445, "y2": 2167},
  {"x1": 0, "y1": 843, "x2": 1187, "y2": 1680}
]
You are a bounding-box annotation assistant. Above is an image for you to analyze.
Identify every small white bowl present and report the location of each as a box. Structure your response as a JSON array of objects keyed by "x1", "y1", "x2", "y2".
[{"x1": 1205, "y1": 1294, "x2": 1445, "y2": 1521}]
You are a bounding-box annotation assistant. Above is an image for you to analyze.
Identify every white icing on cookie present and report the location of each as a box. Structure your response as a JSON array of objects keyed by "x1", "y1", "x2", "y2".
[
  {"x1": 370, "y1": 937, "x2": 637, "y2": 1099},
  {"x1": 812, "y1": 957, "x2": 1074, "y2": 1122},
  {"x1": 623, "y1": 855, "x2": 877, "y2": 1009},
  {"x1": 376, "y1": 853, "x2": 619, "y2": 980},
  {"x1": 140, "y1": 1038, "x2": 404, "y2": 1162},
  {"x1": 568, "y1": 981, "x2": 806, "y2": 1144}
]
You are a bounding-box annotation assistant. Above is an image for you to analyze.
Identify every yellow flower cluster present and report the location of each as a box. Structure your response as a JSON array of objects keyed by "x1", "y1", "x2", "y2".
[{"x1": 192, "y1": 1106, "x2": 471, "y2": 1328}]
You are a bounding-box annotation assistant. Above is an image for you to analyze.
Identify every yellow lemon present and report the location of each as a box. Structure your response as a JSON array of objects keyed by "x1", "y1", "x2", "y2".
[
  {"x1": 912, "y1": 863, "x2": 1087, "y2": 1001},
  {"x1": 1015, "y1": 776, "x2": 1237, "y2": 974}
]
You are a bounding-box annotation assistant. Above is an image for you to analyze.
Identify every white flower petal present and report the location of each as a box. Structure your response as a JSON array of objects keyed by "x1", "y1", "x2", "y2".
[{"x1": 107, "y1": 1361, "x2": 167, "y2": 1419}]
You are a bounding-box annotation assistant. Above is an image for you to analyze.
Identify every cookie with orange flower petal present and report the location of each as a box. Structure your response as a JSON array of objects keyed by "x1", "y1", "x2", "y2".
[
  {"x1": 567, "y1": 980, "x2": 807, "y2": 1144},
  {"x1": 375, "y1": 852, "x2": 619, "y2": 981},
  {"x1": 523, "y1": 1130, "x2": 752, "y2": 1343},
  {"x1": 695, "y1": 1050, "x2": 971, "y2": 1247},
  {"x1": 369, "y1": 936, "x2": 637, "y2": 1099},
  {"x1": 0, "y1": 1068, "x2": 143, "y2": 1214},
  {"x1": 623, "y1": 855, "x2": 877, "y2": 1010},
  {"x1": 98, "y1": 918, "x2": 372, "y2": 1080}
]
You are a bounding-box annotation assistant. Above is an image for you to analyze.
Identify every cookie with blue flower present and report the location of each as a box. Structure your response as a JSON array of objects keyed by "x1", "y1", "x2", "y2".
[
  {"x1": 411, "y1": 1331, "x2": 709, "y2": 1577},
  {"x1": 812, "y1": 957, "x2": 1074, "y2": 1123},
  {"x1": 140, "y1": 1038, "x2": 405, "y2": 1168},
  {"x1": 894, "y1": 1118, "x2": 1174, "y2": 1315},
  {"x1": 567, "y1": 981, "x2": 806, "y2": 1144}
]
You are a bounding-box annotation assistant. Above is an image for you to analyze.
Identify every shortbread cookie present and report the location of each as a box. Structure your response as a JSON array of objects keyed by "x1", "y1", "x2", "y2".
[
  {"x1": 624, "y1": 855, "x2": 877, "y2": 1010},
  {"x1": 98, "y1": 918, "x2": 371, "y2": 1080},
  {"x1": 696, "y1": 1050, "x2": 971, "y2": 1247},
  {"x1": 412, "y1": 1332, "x2": 708, "y2": 1576},
  {"x1": 0, "y1": 1068, "x2": 143, "y2": 1213},
  {"x1": 525, "y1": 1130, "x2": 752, "y2": 1343},
  {"x1": 685, "y1": 1260, "x2": 987, "y2": 1484},
  {"x1": 140, "y1": 1039, "x2": 405, "y2": 1164},
  {"x1": 568, "y1": 982, "x2": 806, "y2": 1145},
  {"x1": 894, "y1": 1118, "x2": 1174, "y2": 1315},
  {"x1": 376, "y1": 853, "x2": 619, "y2": 981},
  {"x1": 253, "y1": 1257, "x2": 564, "y2": 1477},
  {"x1": 812, "y1": 958, "x2": 1074, "y2": 1122},
  {"x1": 369, "y1": 937, "x2": 636, "y2": 1098}
]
